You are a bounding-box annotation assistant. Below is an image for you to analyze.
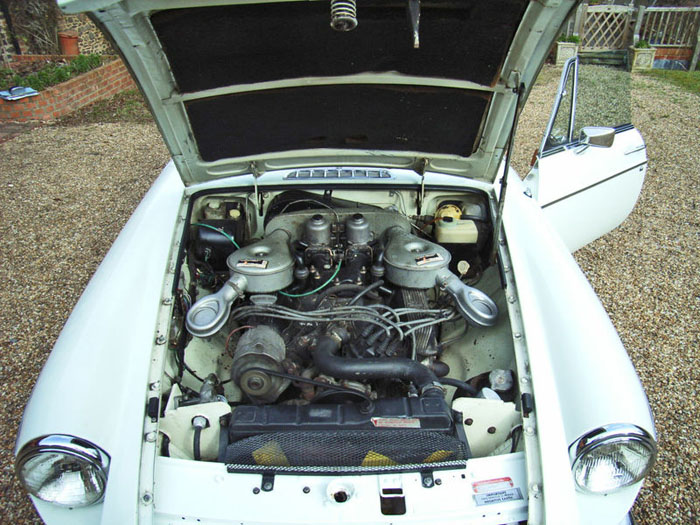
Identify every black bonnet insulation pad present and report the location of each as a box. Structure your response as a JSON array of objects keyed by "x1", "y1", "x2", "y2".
[
  {"x1": 151, "y1": 1, "x2": 529, "y2": 92},
  {"x1": 185, "y1": 85, "x2": 490, "y2": 162}
]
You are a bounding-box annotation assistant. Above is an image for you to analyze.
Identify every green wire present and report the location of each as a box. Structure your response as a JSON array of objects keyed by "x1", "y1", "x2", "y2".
[
  {"x1": 192, "y1": 222, "x2": 240, "y2": 250},
  {"x1": 279, "y1": 260, "x2": 342, "y2": 298}
]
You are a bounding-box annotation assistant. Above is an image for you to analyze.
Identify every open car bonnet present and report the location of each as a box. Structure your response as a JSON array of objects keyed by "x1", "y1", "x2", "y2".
[{"x1": 59, "y1": 0, "x2": 576, "y2": 186}]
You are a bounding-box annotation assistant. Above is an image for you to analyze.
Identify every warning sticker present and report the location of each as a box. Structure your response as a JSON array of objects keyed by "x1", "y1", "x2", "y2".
[
  {"x1": 371, "y1": 417, "x2": 421, "y2": 428},
  {"x1": 473, "y1": 488, "x2": 523, "y2": 506},
  {"x1": 472, "y1": 477, "x2": 514, "y2": 494}
]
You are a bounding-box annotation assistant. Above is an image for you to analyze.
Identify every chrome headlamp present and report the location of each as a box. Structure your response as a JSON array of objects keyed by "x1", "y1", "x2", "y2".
[
  {"x1": 570, "y1": 424, "x2": 656, "y2": 494},
  {"x1": 15, "y1": 435, "x2": 110, "y2": 507}
]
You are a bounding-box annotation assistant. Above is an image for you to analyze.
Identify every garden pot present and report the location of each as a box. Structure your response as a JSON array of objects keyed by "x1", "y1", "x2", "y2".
[
  {"x1": 556, "y1": 42, "x2": 578, "y2": 66},
  {"x1": 628, "y1": 46, "x2": 656, "y2": 72},
  {"x1": 58, "y1": 31, "x2": 80, "y2": 56}
]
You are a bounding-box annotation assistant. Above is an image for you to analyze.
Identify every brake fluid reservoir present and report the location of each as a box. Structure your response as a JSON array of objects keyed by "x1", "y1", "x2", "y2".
[{"x1": 434, "y1": 217, "x2": 479, "y2": 244}]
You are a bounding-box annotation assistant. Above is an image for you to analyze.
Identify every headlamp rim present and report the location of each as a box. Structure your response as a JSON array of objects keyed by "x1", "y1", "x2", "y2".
[
  {"x1": 15, "y1": 434, "x2": 110, "y2": 507},
  {"x1": 569, "y1": 423, "x2": 657, "y2": 494}
]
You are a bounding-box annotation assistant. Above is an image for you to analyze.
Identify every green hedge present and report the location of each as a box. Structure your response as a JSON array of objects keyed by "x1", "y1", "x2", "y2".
[{"x1": 0, "y1": 54, "x2": 103, "y2": 92}]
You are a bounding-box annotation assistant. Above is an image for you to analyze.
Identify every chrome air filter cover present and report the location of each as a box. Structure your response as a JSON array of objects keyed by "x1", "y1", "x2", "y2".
[
  {"x1": 226, "y1": 229, "x2": 294, "y2": 293},
  {"x1": 383, "y1": 227, "x2": 452, "y2": 289}
]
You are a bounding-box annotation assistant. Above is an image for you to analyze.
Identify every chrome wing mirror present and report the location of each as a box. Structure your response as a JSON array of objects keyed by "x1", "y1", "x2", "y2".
[{"x1": 579, "y1": 126, "x2": 615, "y2": 148}]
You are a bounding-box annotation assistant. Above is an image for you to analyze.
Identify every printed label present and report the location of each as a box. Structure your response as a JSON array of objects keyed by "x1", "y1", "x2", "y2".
[
  {"x1": 371, "y1": 417, "x2": 421, "y2": 428},
  {"x1": 473, "y1": 488, "x2": 523, "y2": 506},
  {"x1": 236, "y1": 259, "x2": 268, "y2": 269},
  {"x1": 415, "y1": 253, "x2": 444, "y2": 266},
  {"x1": 472, "y1": 477, "x2": 514, "y2": 494}
]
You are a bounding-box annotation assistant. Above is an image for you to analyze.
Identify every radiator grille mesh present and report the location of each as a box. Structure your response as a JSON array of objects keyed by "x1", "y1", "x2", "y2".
[{"x1": 224, "y1": 429, "x2": 468, "y2": 474}]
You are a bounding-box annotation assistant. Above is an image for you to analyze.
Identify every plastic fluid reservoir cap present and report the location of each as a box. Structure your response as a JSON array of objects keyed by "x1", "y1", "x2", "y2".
[
  {"x1": 477, "y1": 387, "x2": 501, "y2": 400},
  {"x1": 457, "y1": 260, "x2": 471, "y2": 276}
]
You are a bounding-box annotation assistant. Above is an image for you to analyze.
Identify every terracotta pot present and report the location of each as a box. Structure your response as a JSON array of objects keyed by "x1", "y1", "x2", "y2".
[{"x1": 58, "y1": 31, "x2": 80, "y2": 56}]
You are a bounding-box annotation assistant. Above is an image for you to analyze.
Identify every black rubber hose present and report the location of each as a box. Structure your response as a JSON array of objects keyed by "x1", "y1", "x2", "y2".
[
  {"x1": 314, "y1": 284, "x2": 365, "y2": 307},
  {"x1": 193, "y1": 426, "x2": 202, "y2": 461},
  {"x1": 313, "y1": 334, "x2": 442, "y2": 396},
  {"x1": 348, "y1": 279, "x2": 384, "y2": 306},
  {"x1": 439, "y1": 377, "x2": 478, "y2": 397}
]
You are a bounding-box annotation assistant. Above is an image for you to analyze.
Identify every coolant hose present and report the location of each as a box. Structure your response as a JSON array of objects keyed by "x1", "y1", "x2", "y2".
[{"x1": 313, "y1": 334, "x2": 443, "y2": 397}]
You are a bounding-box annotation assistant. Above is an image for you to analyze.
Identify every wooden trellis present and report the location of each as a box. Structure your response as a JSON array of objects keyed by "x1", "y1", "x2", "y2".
[
  {"x1": 638, "y1": 7, "x2": 700, "y2": 47},
  {"x1": 579, "y1": 5, "x2": 633, "y2": 51}
]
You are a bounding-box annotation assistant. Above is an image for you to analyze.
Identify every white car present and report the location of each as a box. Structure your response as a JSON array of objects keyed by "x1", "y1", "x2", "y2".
[{"x1": 15, "y1": 1, "x2": 656, "y2": 524}]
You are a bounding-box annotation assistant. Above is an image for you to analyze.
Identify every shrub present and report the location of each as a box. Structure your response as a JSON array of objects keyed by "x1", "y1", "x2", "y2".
[
  {"x1": 0, "y1": 54, "x2": 104, "y2": 91},
  {"x1": 558, "y1": 34, "x2": 581, "y2": 44},
  {"x1": 635, "y1": 39, "x2": 651, "y2": 49}
]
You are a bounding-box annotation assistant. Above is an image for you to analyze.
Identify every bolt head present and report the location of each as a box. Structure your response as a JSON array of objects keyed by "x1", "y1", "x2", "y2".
[
  {"x1": 253, "y1": 487, "x2": 260, "y2": 494},
  {"x1": 247, "y1": 376, "x2": 265, "y2": 391},
  {"x1": 303, "y1": 486, "x2": 311, "y2": 494},
  {"x1": 422, "y1": 477, "x2": 434, "y2": 488}
]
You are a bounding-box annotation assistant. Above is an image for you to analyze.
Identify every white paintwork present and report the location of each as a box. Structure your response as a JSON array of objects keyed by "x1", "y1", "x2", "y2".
[
  {"x1": 152, "y1": 454, "x2": 528, "y2": 524},
  {"x1": 525, "y1": 128, "x2": 647, "y2": 251},
  {"x1": 56, "y1": 0, "x2": 578, "y2": 185},
  {"x1": 452, "y1": 398, "x2": 521, "y2": 458},
  {"x1": 504, "y1": 172, "x2": 654, "y2": 524},
  {"x1": 15, "y1": 163, "x2": 185, "y2": 525},
  {"x1": 15, "y1": 165, "x2": 655, "y2": 524}
]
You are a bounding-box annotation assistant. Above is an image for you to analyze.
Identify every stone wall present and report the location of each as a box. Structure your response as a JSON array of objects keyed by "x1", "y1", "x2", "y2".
[
  {"x1": 58, "y1": 13, "x2": 113, "y2": 55},
  {"x1": 0, "y1": 9, "x2": 13, "y2": 66}
]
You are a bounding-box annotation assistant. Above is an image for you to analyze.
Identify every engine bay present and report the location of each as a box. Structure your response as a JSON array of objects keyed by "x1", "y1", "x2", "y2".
[{"x1": 158, "y1": 186, "x2": 524, "y2": 472}]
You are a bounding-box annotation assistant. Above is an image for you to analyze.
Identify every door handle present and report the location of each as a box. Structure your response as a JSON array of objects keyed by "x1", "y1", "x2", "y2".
[{"x1": 624, "y1": 145, "x2": 646, "y2": 155}]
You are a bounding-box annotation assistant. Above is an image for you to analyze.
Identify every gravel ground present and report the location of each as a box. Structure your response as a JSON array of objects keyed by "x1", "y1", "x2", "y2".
[{"x1": 1, "y1": 66, "x2": 697, "y2": 523}]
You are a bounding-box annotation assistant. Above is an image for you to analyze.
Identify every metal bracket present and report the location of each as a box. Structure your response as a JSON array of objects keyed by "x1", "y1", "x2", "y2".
[
  {"x1": 414, "y1": 158, "x2": 428, "y2": 215},
  {"x1": 250, "y1": 162, "x2": 264, "y2": 216},
  {"x1": 261, "y1": 472, "x2": 275, "y2": 492},
  {"x1": 420, "y1": 470, "x2": 435, "y2": 488}
]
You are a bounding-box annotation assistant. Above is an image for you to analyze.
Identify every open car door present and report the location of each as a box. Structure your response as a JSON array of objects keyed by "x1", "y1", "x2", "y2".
[{"x1": 524, "y1": 57, "x2": 647, "y2": 252}]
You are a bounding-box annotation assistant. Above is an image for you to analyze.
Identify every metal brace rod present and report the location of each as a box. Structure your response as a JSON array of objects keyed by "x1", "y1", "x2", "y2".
[
  {"x1": 414, "y1": 157, "x2": 428, "y2": 215},
  {"x1": 491, "y1": 79, "x2": 524, "y2": 264},
  {"x1": 250, "y1": 162, "x2": 264, "y2": 216}
]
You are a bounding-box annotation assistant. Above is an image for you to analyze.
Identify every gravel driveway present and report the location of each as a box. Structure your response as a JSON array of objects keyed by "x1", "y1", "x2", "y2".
[{"x1": 1, "y1": 66, "x2": 697, "y2": 523}]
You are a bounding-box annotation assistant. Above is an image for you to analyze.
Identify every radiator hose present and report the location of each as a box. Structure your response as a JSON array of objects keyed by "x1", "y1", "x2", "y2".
[{"x1": 313, "y1": 331, "x2": 443, "y2": 397}]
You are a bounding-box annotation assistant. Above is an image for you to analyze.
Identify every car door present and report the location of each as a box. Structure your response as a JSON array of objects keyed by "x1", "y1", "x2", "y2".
[{"x1": 523, "y1": 57, "x2": 647, "y2": 252}]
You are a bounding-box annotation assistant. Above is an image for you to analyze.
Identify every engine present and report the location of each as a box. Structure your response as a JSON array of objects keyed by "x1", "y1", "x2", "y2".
[
  {"x1": 165, "y1": 192, "x2": 512, "y2": 471},
  {"x1": 186, "y1": 204, "x2": 498, "y2": 406}
]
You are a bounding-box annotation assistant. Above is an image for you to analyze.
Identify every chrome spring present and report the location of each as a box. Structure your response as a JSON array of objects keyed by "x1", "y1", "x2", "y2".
[{"x1": 330, "y1": 0, "x2": 358, "y2": 32}]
